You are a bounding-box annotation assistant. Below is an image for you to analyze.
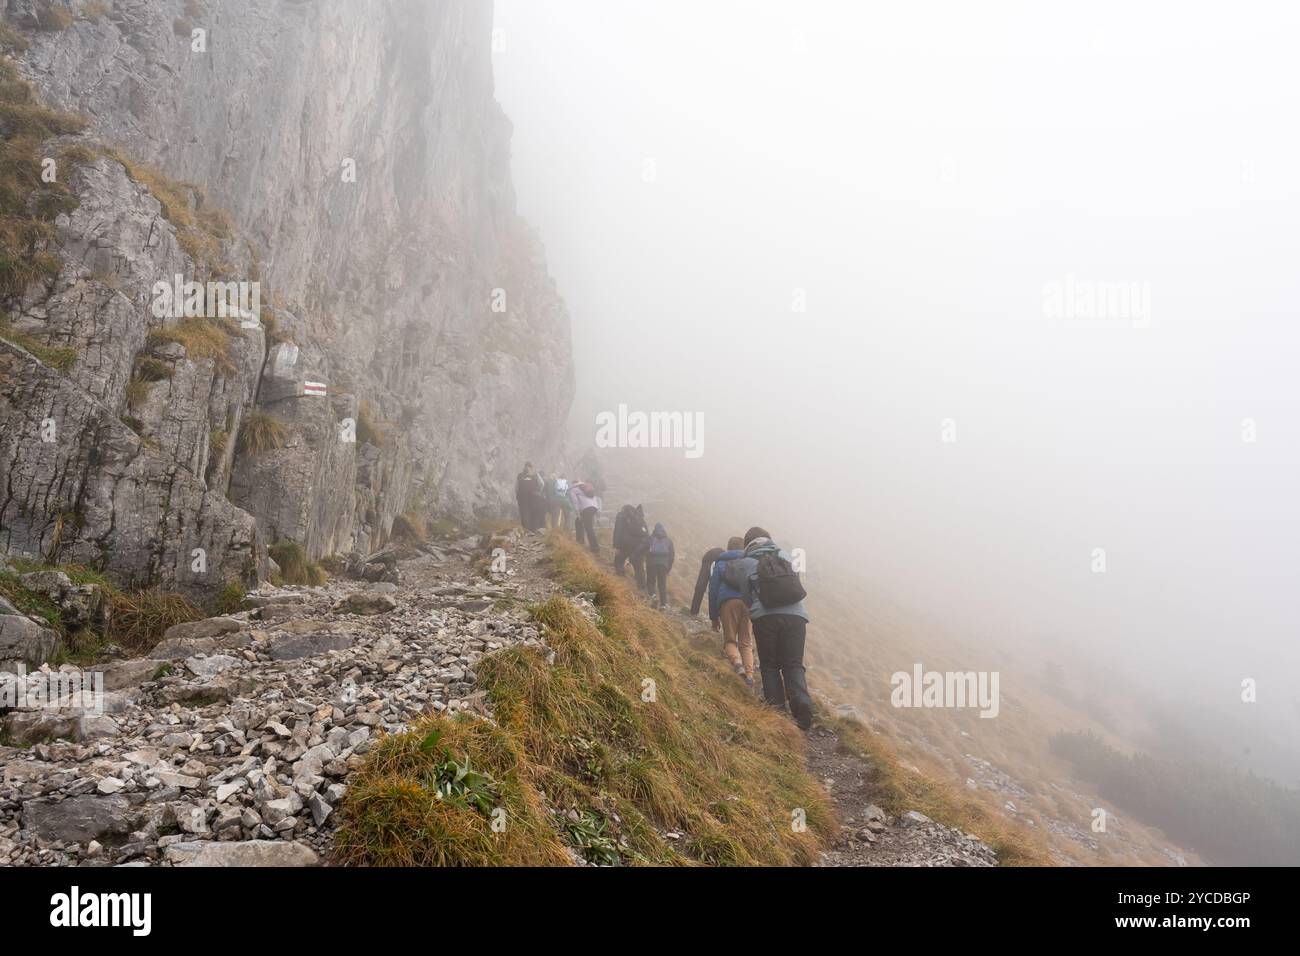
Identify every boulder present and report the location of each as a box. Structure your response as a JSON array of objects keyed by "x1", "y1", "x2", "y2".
[
  {"x1": 343, "y1": 592, "x2": 397, "y2": 615},
  {"x1": 0, "y1": 615, "x2": 60, "y2": 670},
  {"x1": 160, "y1": 617, "x2": 244, "y2": 644},
  {"x1": 163, "y1": 840, "x2": 320, "y2": 867},
  {"x1": 265, "y1": 631, "x2": 354, "y2": 660},
  {"x1": 21, "y1": 795, "x2": 141, "y2": 844}
]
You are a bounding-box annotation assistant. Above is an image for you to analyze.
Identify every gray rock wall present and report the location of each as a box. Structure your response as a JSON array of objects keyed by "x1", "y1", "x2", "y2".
[{"x1": 0, "y1": 0, "x2": 574, "y2": 593}]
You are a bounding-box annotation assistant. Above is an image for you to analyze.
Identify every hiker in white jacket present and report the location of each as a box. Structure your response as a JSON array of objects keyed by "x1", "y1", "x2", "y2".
[{"x1": 567, "y1": 481, "x2": 601, "y2": 554}]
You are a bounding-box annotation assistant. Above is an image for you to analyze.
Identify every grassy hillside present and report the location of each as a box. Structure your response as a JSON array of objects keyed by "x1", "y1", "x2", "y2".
[
  {"x1": 335, "y1": 535, "x2": 835, "y2": 865},
  {"x1": 589, "y1": 450, "x2": 1193, "y2": 866}
]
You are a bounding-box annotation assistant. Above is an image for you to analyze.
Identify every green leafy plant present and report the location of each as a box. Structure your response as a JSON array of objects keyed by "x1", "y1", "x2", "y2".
[
  {"x1": 563, "y1": 810, "x2": 623, "y2": 866},
  {"x1": 419, "y1": 728, "x2": 500, "y2": 816}
]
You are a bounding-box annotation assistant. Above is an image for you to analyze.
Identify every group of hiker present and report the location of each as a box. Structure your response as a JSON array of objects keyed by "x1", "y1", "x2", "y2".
[
  {"x1": 513, "y1": 462, "x2": 812, "y2": 733},
  {"x1": 690, "y1": 528, "x2": 813, "y2": 731},
  {"x1": 514, "y1": 462, "x2": 605, "y2": 553},
  {"x1": 611, "y1": 503, "x2": 676, "y2": 607}
]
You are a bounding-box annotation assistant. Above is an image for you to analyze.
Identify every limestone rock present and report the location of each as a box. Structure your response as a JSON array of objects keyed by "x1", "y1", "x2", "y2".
[{"x1": 163, "y1": 840, "x2": 321, "y2": 867}]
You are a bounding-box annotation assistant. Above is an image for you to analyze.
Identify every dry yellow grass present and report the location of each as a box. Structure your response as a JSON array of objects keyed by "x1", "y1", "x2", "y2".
[
  {"x1": 335, "y1": 533, "x2": 836, "y2": 866},
  {"x1": 146, "y1": 316, "x2": 238, "y2": 373}
]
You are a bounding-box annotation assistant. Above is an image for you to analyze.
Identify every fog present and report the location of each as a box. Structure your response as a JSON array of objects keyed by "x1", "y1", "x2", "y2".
[{"x1": 493, "y1": 1, "x2": 1300, "y2": 785}]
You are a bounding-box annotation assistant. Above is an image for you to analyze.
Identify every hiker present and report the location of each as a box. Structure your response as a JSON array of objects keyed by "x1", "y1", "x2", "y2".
[
  {"x1": 549, "y1": 474, "x2": 571, "y2": 531},
  {"x1": 567, "y1": 479, "x2": 601, "y2": 554},
  {"x1": 612, "y1": 504, "x2": 649, "y2": 588},
  {"x1": 690, "y1": 546, "x2": 728, "y2": 617},
  {"x1": 709, "y1": 536, "x2": 754, "y2": 685},
  {"x1": 734, "y1": 527, "x2": 812, "y2": 731},
  {"x1": 644, "y1": 522, "x2": 675, "y2": 608},
  {"x1": 515, "y1": 462, "x2": 546, "y2": 532}
]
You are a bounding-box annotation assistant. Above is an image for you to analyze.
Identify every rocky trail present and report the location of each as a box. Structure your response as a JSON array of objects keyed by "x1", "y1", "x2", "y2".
[
  {"x1": 0, "y1": 531, "x2": 558, "y2": 867},
  {"x1": 801, "y1": 727, "x2": 998, "y2": 867},
  {"x1": 671, "y1": 611, "x2": 999, "y2": 867},
  {"x1": 3, "y1": 532, "x2": 997, "y2": 867}
]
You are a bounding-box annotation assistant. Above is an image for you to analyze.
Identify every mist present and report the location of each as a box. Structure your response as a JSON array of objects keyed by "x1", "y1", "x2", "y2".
[{"x1": 493, "y1": 0, "x2": 1300, "y2": 787}]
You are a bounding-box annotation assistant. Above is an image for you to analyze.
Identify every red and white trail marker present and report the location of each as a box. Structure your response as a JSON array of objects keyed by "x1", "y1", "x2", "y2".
[{"x1": 303, "y1": 381, "x2": 328, "y2": 396}]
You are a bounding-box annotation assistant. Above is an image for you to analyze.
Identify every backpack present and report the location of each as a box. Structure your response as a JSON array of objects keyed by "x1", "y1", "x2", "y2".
[
  {"x1": 721, "y1": 556, "x2": 749, "y2": 592},
  {"x1": 649, "y1": 536, "x2": 671, "y2": 559},
  {"x1": 755, "y1": 550, "x2": 806, "y2": 608}
]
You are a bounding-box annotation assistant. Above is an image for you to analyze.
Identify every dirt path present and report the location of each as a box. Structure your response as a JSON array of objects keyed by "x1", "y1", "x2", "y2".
[{"x1": 669, "y1": 605, "x2": 997, "y2": 867}]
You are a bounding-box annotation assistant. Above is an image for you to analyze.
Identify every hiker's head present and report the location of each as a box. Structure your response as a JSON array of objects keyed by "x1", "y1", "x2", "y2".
[
  {"x1": 743, "y1": 526, "x2": 770, "y2": 545},
  {"x1": 727, "y1": 536, "x2": 744, "y2": 550},
  {"x1": 653, "y1": 522, "x2": 666, "y2": 535},
  {"x1": 524, "y1": 461, "x2": 533, "y2": 471}
]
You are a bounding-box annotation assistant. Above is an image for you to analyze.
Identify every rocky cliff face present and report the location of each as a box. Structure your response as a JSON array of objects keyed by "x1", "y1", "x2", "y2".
[{"x1": 0, "y1": 0, "x2": 574, "y2": 597}]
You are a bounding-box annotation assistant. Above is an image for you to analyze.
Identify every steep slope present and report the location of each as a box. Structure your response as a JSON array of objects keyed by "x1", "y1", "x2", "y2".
[
  {"x1": 588, "y1": 448, "x2": 1201, "y2": 866},
  {"x1": 0, "y1": 1, "x2": 572, "y2": 599}
]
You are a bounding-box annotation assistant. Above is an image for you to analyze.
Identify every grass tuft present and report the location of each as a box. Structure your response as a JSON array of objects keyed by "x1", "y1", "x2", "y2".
[
  {"x1": 0, "y1": 315, "x2": 75, "y2": 370},
  {"x1": 268, "y1": 540, "x2": 327, "y2": 587},
  {"x1": 146, "y1": 316, "x2": 237, "y2": 374},
  {"x1": 390, "y1": 512, "x2": 427, "y2": 544},
  {"x1": 33, "y1": 3, "x2": 74, "y2": 32},
  {"x1": 105, "y1": 588, "x2": 201, "y2": 653},
  {"x1": 237, "y1": 409, "x2": 289, "y2": 456}
]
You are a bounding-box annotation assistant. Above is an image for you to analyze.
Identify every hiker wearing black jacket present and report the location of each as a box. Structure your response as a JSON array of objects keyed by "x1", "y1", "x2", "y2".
[
  {"x1": 515, "y1": 462, "x2": 546, "y2": 532},
  {"x1": 690, "y1": 547, "x2": 727, "y2": 616},
  {"x1": 612, "y1": 504, "x2": 650, "y2": 588},
  {"x1": 644, "y1": 522, "x2": 676, "y2": 608}
]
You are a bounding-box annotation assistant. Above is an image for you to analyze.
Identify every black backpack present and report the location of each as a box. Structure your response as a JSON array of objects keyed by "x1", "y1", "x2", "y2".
[{"x1": 755, "y1": 551, "x2": 806, "y2": 608}]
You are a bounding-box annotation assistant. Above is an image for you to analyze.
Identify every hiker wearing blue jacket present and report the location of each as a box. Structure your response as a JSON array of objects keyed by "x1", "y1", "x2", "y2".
[
  {"x1": 733, "y1": 526, "x2": 812, "y2": 730},
  {"x1": 644, "y1": 522, "x2": 675, "y2": 608},
  {"x1": 708, "y1": 536, "x2": 755, "y2": 686}
]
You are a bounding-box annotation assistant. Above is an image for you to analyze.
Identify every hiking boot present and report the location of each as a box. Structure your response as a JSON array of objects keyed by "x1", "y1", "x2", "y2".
[
  {"x1": 743, "y1": 675, "x2": 755, "y2": 688},
  {"x1": 732, "y1": 663, "x2": 747, "y2": 677}
]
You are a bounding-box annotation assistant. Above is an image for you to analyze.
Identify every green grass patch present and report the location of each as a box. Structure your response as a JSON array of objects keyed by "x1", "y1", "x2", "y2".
[
  {"x1": 0, "y1": 315, "x2": 75, "y2": 370},
  {"x1": 268, "y1": 540, "x2": 326, "y2": 587}
]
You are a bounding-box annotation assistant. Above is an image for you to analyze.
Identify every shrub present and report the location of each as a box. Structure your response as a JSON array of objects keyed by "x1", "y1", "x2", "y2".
[
  {"x1": 146, "y1": 317, "x2": 237, "y2": 373},
  {"x1": 211, "y1": 579, "x2": 245, "y2": 616},
  {"x1": 105, "y1": 588, "x2": 202, "y2": 653},
  {"x1": 112, "y1": 157, "x2": 231, "y2": 275},
  {"x1": 237, "y1": 410, "x2": 289, "y2": 456},
  {"x1": 0, "y1": 22, "x2": 30, "y2": 52},
  {"x1": 1050, "y1": 730, "x2": 1300, "y2": 866},
  {"x1": 391, "y1": 512, "x2": 427, "y2": 544},
  {"x1": 208, "y1": 427, "x2": 228, "y2": 460},
  {"x1": 0, "y1": 316, "x2": 76, "y2": 370},
  {"x1": 268, "y1": 540, "x2": 327, "y2": 587},
  {"x1": 0, "y1": 57, "x2": 84, "y2": 301},
  {"x1": 34, "y1": 4, "x2": 74, "y2": 32},
  {"x1": 80, "y1": 3, "x2": 112, "y2": 23},
  {"x1": 133, "y1": 356, "x2": 173, "y2": 382},
  {"x1": 356, "y1": 400, "x2": 386, "y2": 447}
]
